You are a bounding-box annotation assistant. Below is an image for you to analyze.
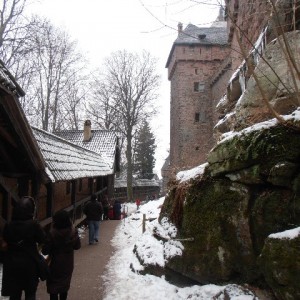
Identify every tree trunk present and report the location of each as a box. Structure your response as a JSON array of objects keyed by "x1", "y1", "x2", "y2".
[{"x1": 126, "y1": 134, "x2": 133, "y2": 202}]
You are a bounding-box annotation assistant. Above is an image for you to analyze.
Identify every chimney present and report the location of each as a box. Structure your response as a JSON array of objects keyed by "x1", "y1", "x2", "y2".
[
  {"x1": 83, "y1": 120, "x2": 92, "y2": 141},
  {"x1": 178, "y1": 22, "x2": 183, "y2": 36}
]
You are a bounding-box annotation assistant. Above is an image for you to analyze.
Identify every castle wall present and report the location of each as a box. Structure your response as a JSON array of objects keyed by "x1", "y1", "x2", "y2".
[
  {"x1": 226, "y1": 0, "x2": 272, "y2": 71},
  {"x1": 169, "y1": 44, "x2": 228, "y2": 171}
]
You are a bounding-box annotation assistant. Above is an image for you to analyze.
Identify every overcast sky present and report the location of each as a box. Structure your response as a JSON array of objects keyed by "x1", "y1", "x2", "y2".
[{"x1": 27, "y1": 0, "x2": 221, "y2": 174}]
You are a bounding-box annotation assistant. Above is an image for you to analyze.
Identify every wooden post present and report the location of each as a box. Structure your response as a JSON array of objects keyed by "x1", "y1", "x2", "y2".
[{"x1": 142, "y1": 214, "x2": 146, "y2": 233}]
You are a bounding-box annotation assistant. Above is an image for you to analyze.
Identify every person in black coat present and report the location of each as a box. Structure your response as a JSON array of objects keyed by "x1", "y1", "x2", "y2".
[
  {"x1": 42, "y1": 210, "x2": 81, "y2": 300},
  {"x1": 113, "y1": 200, "x2": 122, "y2": 220},
  {"x1": 83, "y1": 194, "x2": 103, "y2": 244},
  {"x1": 1, "y1": 196, "x2": 46, "y2": 300}
]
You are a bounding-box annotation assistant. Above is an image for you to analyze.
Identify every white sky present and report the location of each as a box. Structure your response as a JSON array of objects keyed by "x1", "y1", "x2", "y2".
[{"x1": 27, "y1": 0, "x2": 222, "y2": 175}]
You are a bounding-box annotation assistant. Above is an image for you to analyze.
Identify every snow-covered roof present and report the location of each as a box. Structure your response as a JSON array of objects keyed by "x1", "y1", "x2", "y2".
[
  {"x1": 32, "y1": 127, "x2": 112, "y2": 182},
  {"x1": 54, "y1": 130, "x2": 118, "y2": 171}
]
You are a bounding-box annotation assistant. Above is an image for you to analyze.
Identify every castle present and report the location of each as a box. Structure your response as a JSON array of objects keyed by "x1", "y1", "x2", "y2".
[{"x1": 161, "y1": 0, "x2": 277, "y2": 194}]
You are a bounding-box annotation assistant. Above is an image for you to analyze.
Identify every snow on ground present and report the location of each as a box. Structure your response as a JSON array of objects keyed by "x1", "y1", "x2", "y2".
[{"x1": 102, "y1": 198, "x2": 259, "y2": 300}]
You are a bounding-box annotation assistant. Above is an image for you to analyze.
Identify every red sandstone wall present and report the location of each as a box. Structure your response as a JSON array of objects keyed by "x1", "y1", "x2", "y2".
[
  {"x1": 226, "y1": 0, "x2": 271, "y2": 71},
  {"x1": 169, "y1": 44, "x2": 228, "y2": 171}
]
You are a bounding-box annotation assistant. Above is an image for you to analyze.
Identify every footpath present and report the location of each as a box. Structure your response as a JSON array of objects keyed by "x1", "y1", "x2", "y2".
[{"x1": 36, "y1": 219, "x2": 120, "y2": 300}]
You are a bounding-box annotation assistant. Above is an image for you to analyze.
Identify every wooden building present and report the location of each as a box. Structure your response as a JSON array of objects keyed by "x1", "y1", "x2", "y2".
[
  {"x1": 0, "y1": 60, "x2": 119, "y2": 228},
  {"x1": 114, "y1": 175, "x2": 160, "y2": 203}
]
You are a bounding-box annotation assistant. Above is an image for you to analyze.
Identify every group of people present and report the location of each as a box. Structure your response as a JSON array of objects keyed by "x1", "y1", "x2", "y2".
[
  {"x1": 0, "y1": 193, "x2": 123, "y2": 300},
  {"x1": 1, "y1": 196, "x2": 81, "y2": 300}
]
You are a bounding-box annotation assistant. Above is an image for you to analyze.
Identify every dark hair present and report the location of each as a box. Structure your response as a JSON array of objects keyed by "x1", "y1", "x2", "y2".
[
  {"x1": 12, "y1": 196, "x2": 36, "y2": 221},
  {"x1": 52, "y1": 210, "x2": 72, "y2": 229}
]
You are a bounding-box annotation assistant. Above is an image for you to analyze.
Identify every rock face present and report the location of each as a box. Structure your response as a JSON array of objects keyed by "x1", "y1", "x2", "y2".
[
  {"x1": 159, "y1": 122, "x2": 300, "y2": 293},
  {"x1": 259, "y1": 230, "x2": 300, "y2": 300},
  {"x1": 215, "y1": 31, "x2": 300, "y2": 137}
]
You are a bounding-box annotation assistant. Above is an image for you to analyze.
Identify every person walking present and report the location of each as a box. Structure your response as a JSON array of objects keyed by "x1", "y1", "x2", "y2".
[
  {"x1": 113, "y1": 200, "x2": 122, "y2": 220},
  {"x1": 101, "y1": 195, "x2": 110, "y2": 220},
  {"x1": 135, "y1": 199, "x2": 141, "y2": 210},
  {"x1": 1, "y1": 196, "x2": 46, "y2": 300},
  {"x1": 42, "y1": 210, "x2": 81, "y2": 300},
  {"x1": 84, "y1": 194, "x2": 103, "y2": 244}
]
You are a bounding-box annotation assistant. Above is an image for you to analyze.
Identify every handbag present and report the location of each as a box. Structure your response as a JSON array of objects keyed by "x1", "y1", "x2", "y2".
[{"x1": 36, "y1": 254, "x2": 50, "y2": 281}]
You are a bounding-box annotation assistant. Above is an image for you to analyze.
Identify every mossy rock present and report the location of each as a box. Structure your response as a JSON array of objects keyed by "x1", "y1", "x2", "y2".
[
  {"x1": 207, "y1": 125, "x2": 300, "y2": 178},
  {"x1": 250, "y1": 188, "x2": 299, "y2": 254},
  {"x1": 159, "y1": 123, "x2": 300, "y2": 288},
  {"x1": 259, "y1": 233, "x2": 300, "y2": 300},
  {"x1": 166, "y1": 179, "x2": 258, "y2": 283}
]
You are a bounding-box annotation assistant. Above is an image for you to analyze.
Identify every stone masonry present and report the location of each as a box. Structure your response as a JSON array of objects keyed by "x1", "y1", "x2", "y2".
[{"x1": 163, "y1": 0, "x2": 291, "y2": 186}]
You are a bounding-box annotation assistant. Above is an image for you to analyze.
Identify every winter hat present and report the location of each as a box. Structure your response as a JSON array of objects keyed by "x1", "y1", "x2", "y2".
[
  {"x1": 53, "y1": 210, "x2": 72, "y2": 229},
  {"x1": 91, "y1": 194, "x2": 97, "y2": 201}
]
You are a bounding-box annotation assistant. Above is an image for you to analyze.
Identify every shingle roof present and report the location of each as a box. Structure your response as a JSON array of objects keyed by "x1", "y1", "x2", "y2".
[
  {"x1": 54, "y1": 130, "x2": 118, "y2": 171},
  {"x1": 166, "y1": 22, "x2": 228, "y2": 68},
  {"x1": 175, "y1": 23, "x2": 228, "y2": 46},
  {"x1": 32, "y1": 127, "x2": 112, "y2": 182}
]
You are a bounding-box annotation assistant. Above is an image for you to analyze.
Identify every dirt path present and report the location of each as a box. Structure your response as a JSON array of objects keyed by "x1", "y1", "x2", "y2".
[{"x1": 36, "y1": 220, "x2": 120, "y2": 300}]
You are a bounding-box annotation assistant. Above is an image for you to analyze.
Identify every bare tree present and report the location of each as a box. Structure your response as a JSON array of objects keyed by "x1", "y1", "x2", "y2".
[
  {"x1": 24, "y1": 17, "x2": 87, "y2": 131},
  {"x1": 0, "y1": 0, "x2": 37, "y2": 90},
  {"x1": 0, "y1": 0, "x2": 28, "y2": 50},
  {"x1": 87, "y1": 79, "x2": 121, "y2": 130},
  {"x1": 58, "y1": 74, "x2": 89, "y2": 130},
  {"x1": 90, "y1": 50, "x2": 160, "y2": 201}
]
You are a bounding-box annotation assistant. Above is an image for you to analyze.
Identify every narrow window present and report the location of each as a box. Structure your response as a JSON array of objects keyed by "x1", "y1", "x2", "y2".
[
  {"x1": 194, "y1": 82, "x2": 205, "y2": 92},
  {"x1": 195, "y1": 68, "x2": 198, "y2": 75},
  {"x1": 195, "y1": 113, "x2": 200, "y2": 122}
]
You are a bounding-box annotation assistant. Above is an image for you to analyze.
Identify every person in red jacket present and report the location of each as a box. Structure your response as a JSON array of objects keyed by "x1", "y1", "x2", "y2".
[{"x1": 135, "y1": 199, "x2": 141, "y2": 210}]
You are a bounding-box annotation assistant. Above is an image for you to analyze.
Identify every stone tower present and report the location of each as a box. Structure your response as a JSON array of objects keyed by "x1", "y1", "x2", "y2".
[{"x1": 165, "y1": 21, "x2": 229, "y2": 174}]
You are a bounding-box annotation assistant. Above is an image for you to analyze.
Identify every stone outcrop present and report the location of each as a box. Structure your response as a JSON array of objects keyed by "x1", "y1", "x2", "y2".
[
  {"x1": 215, "y1": 31, "x2": 300, "y2": 136},
  {"x1": 258, "y1": 229, "x2": 300, "y2": 300},
  {"x1": 158, "y1": 120, "x2": 300, "y2": 296}
]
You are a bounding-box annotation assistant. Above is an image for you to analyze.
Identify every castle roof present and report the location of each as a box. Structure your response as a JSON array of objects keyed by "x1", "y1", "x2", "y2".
[
  {"x1": 176, "y1": 23, "x2": 227, "y2": 45},
  {"x1": 166, "y1": 23, "x2": 228, "y2": 67}
]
